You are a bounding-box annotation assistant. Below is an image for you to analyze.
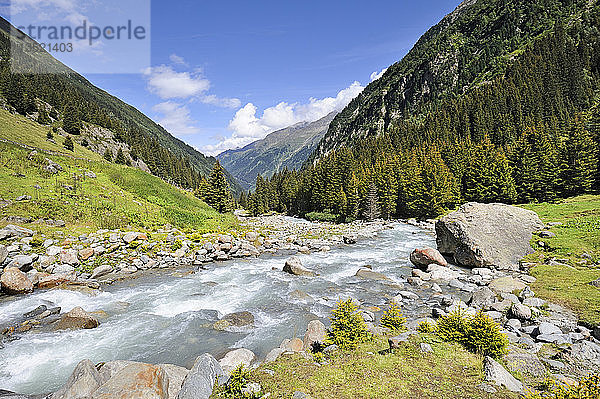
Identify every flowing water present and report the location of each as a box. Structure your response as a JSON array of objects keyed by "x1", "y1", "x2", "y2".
[{"x1": 0, "y1": 222, "x2": 462, "y2": 395}]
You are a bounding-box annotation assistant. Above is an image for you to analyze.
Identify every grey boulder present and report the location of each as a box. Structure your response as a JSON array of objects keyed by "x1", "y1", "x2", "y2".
[
  {"x1": 483, "y1": 356, "x2": 523, "y2": 392},
  {"x1": 52, "y1": 359, "x2": 102, "y2": 399},
  {"x1": 177, "y1": 353, "x2": 225, "y2": 399}
]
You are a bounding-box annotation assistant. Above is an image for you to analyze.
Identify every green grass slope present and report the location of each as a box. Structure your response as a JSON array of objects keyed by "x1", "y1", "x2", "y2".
[
  {"x1": 521, "y1": 195, "x2": 600, "y2": 327},
  {"x1": 0, "y1": 109, "x2": 237, "y2": 233}
]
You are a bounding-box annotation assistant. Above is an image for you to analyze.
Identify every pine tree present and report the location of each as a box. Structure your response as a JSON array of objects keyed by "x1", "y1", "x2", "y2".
[
  {"x1": 63, "y1": 136, "x2": 74, "y2": 151},
  {"x1": 115, "y1": 148, "x2": 127, "y2": 165},
  {"x1": 363, "y1": 181, "x2": 380, "y2": 221},
  {"x1": 205, "y1": 161, "x2": 234, "y2": 213},
  {"x1": 63, "y1": 104, "x2": 81, "y2": 135},
  {"x1": 37, "y1": 108, "x2": 51, "y2": 125},
  {"x1": 558, "y1": 116, "x2": 597, "y2": 196},
  {"x1": 345, "y1": 172, "x2": 360, "y2": 220},
  {"x1": 103, "y1": 148, "x2": 113, "y2": 162},
  {"x1": 46, "y1": 130, "x2": 54, "y2": 140}
]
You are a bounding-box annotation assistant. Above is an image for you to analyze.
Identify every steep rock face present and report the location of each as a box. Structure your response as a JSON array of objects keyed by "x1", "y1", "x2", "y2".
[
  {"x1": 218, "y1": 112, "x2": 336, "y2": 190},
  {"x1": 311, "y1": 0, "x2": 591, "y2": 160},
  {"x1": 435, "y1": 202, "x2": 544, "y2": 270}
]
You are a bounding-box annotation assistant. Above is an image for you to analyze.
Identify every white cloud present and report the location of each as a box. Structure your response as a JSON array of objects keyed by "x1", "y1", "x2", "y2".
[
  {"x1": 144, "y1": 65, "x2": 210, "y2": 100},
  {"x1": 201, "y1": 81, "x2": 364, "y2": 155},
  {"x1": 169, "y1": 53, "x2": 188, "y2": 66},
  {"x1": 152, "y1": 101, "x2": 200, "y2": 136},
  {"x1": 201, "y1": 94, "x2": 242, "y2": 109},
  {"x1": 370, "y1": 67, "x2": 388, "y2": 82}
]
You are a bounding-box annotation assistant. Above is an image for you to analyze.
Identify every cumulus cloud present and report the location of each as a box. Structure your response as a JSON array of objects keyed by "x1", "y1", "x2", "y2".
[
  {"x1": 370, "y1": 67, "x2": 388, "y2": 82},
  {"x1": 201, "y1": 81, "x2": 364, "y2": 155},
  {"x1": 152, "y1": 101, "x2": 200, "y2": 135},
  {"x1": 144, "y1": 65, "x2": 210, "y2": 100},
  {"x1": 169, "y1": 53, "x2": 188, "y2": 66}
]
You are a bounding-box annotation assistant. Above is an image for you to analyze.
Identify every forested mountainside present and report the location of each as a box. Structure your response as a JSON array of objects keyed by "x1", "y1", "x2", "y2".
[
  {"x1": 217, "y1": 112, "x2": 336, "y2": 191},
  {"x1": 246, "y1": 0, "x2": 600, "y2": 220},
  {"x1": 0, "y1": 17, "x2": 239, "y2": 193},
  {"x1": 312, "y1": 0, "x2": 595, "y2": 160}
]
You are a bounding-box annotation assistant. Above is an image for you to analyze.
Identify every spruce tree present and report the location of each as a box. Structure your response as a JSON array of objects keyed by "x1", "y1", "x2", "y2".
[
  {"x1": 363, "y1": 181, "x2": 380, "y2": 221},
  {"x1": 103, "y1": 148, "x2": 113, "y2": 162},
  {"x1": 558, "y1": 117, "x2": 597, "y2": 196},
  {"x1": 63, "y1": 104, "x2": 81, "y2": 135},
  {"x1": 115, "y1": 148, "x2": 127, "y2": 165},
  {"x1": 63, "y1": 136, "x2": 74, "y2": 151},
  {"x1": 37, "y1": 108, "x2": 51, "y2": 125},
  {"x1": 205, "y1": 161, "x2": 234, "y2": 213}
]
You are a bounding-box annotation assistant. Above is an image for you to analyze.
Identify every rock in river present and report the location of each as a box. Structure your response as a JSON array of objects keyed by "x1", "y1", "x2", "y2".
[
  {"x1": 355, "y1": 268, "x2": 391, "y2": 281},
  {"x1": 55, "y1": 307, "x2": 100, "y2": 330},
  {"x1": 409, "y1": 247, "x2": 447, "y2": 268},
  {"x1": 213, "y1": 311, "x2": 254, "y2": 331},
  {"x1": 0, "y1": 267, "x2": 34, "y2": 295},
  {"x1": 283, "y1": 256, "x2": 316, "y2": 277},
  {"x1": 436, "y1": 202, "x2": 544, "y2": 270}
]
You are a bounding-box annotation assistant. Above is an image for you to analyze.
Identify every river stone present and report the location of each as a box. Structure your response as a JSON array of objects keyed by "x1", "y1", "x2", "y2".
[
  {"x1": 283, "y1": 338, "x2": 304, "y2": 352},
  {"x1": 78, "y1": 248, "x2": 94, "y2": 261},
  {"x1": 503, "y1": 346, "x2": 547, "y2": 378},
  {"x1": 303, "y1": 320, "x2": 326, "y2": 350},
  {"x1": 1, "y1": 267, "x2": 33, "y2": 295},
  {"x1": 213, "y1": 311, "x2": 254, "y2": 330},
  {"x1": 409, "y1": 247, "x2": 447, "y2": 268},
  {"x1": 91, "y1": 363, "x2": 168, "y2": 399},
  {"x1": 265, "y1": 348, "x2": 285, "y2": 363},
  {"x1": 157, "y1": 364, "x2": 188, "y2": 399},
  {"x1": 533, "y1": 322, "x2": 562, "y2": 337},
  {"x1": 53, "y1": 359, "x2": 103, "y2": 399},
  {"x1": 355, "y1": 268, "x2": 390, "y2": 281},
  {"x1": 427, "y1": 264, "x2": 460, "y2": 281},
  {"x1": 289, "y1": 290, "x2": 314, "y2": 304},
  {"x1": 510, "y1": 303, "x2": 532, "y2": 321},
  {"x1": 436, "y1": 202, "x2": 544, "y2": 270},
  {"x1": 0, "y1": 224, "x2": 34, "y2": 240},
  {"x1": 7, "y1": 255, "x2": 33, "y2": 272},
  {"x1": 0, "y1": 244, "x2": 7, "y2": 264},
  {"x1": 283, "y1": 257, "x2": 316, "y2": 277},
  {"x1": 91, "y1": 264, "x2": 113, "y2": 279},
  {"x1": 53, "y1": 264, "x2": 75, "y2": 274},
  {"x1": 483, "y1": 356, "x2": 523, "y2": 392},
  {"x1": 55, "y1": 307, "x2": 99, "y2": 330},
  {"x1": 468, "y1": 287, "x2": 496, "y2": 309},
  {"x1": 122, "y1": 232, "x2": 140, "y2": 244},
  {"x1": 219, "y1": 348, "x2": 255, "y2": 374},
  {"x1": 38, "y1": 274, "x2": 73, "y2": 289},
  {"x1": 47, "y1": 246, "x2": 62, "y2": 257},
  {"x1": 59, "y1": 250, "x2": 79, "y2": 266},
  {"x1": 488, "y1": 277, "x2": 526, "y2": 293},
  {"x1": 177, "y1": 354, "x2": 224, "y2": 399}
]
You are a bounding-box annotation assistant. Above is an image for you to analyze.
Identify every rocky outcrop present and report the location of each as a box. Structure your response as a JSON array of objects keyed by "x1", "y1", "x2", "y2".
[
  {"x1": 436, "y1": 202, "x2": 544, "y2": 270},
  {"x1": 283, "y1": 257, "x2": 316, "y2": 277},
  {"x1": 409, "y1": 247, "x2": 447, "y2": 268},
  {"x1": 0, "y1": 267, "x2": 34, "y2": 294}
]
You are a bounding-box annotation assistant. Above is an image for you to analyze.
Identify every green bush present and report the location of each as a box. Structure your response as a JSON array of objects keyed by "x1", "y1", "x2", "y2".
[
  {"x1": 524, "y1": 374, "x2": 600, "y2": 399},
  {"x1": 305, "y1": 211, "x2": 338, "y2": 223},
  {"x1": 435, "y1": 310, "x2": 508, "y2": 358},
  {"x1": 417, "y1": 320, "x2": 435, "y2": 333},
  {"x1": 171, "y1": 239, "x2": 183, "y2": 251},
  {"x1": 380, "y1": 303, "x2": 406, "y2": 331},
  {"x1": 29, "y1": 235, "x2": 44, "y2": 247},
  {"x1": 327, "y1": 299, "x2": 372, "y2": 350},
  {"x1": 216, "y1": 364, "x2": 260, "y2": 398}
]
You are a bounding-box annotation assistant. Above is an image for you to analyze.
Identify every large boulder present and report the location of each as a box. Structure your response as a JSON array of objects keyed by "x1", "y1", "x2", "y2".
[
  {"x1": 409, "y1": 247, "x2": 447, "y2": 268},
  {"x1": 7, "y1": 255, "x2": 34, "y2": 272},
  {"x1": 488, "y1": 277, "x2": 526, "y2": 294},
  {"x1": 91, "y1": 363, "x2": 168, "y2": 399},
  {"x1": 157, "y1": 364, "x2": 188, "y2": 399},
  {"x1": 218, "y1": 348, "x2": 255, "y2": 375},
  {"x1": 55, "y1": 307, "x2": 99, "y2": 330},
  {"x1": 52, "y1": 359, "x2": 103, "y2": 399},
  {"x1": 283, "y1": 257, "x2": 316, "y2": 277},
  {"x1": 1, "y1": 267, "x2": 34, "y2": 295},
  {"x1": 177, "y1": 354, "x2": 224, "y2": 399},
  {"x1": 435, "y1": 203, "x2": 544, "y2": 270},
  {"x1": 303, "y1": 320, "x2": 327, "y2": 350}
]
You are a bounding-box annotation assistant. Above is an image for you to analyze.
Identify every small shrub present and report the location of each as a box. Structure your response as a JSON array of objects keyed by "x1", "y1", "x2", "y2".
[
  {"x1": 380, "y1": 303, "x2": 406, "y2": 331},
  {"x1": 217, "y1": 364, "x2": 260, "y2": 398},
  {"x1": 524, "y1": 374, "x2": 600, "y2": 399},
  {"x1": 171, "y1": 239, "x2": 183, "y2": 251},
  {"x1": 312, "y1": 352, "x2": 326, "y2": 363},
  {"x1": 305, "y1": 211, "x2": 338, "y2": 223},
  {"x1": 29, "y1": 235, "x2": 44, "y2": 247},
  {"x1": 435, "y1": 310, "x2": 508, "y2": 358},
  {"x1": 327, "y1": 299, "x2": 372, "y2": 350},
  {"x1": 417, "y1": 320, "x2": 435, "y2": 333}
]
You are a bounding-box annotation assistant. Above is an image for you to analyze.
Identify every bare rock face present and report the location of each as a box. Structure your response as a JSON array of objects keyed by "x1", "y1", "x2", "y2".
[
  {"x1": 436, "y1": 202, "x2": 544, "y2": 270},
  {"x1": 409, "y1": 247, "x2": 447, "y2": 268},
  {"x1": 55, "y1": 307, "x2": 100, "y2": 330},
  {"x1": 0, "y1": 267, "x2": 34, "y2": 295}
]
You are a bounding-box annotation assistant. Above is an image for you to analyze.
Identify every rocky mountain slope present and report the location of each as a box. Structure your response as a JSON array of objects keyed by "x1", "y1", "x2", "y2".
[
  {"x1": 312, "y1": 0, "x2": 595, "y2": 160},
  {"x1": 218, "y1": 112, "x2": 336, "y2": 190}
]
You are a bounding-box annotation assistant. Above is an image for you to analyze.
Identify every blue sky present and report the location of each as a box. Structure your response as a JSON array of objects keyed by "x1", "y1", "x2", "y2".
[{"x1": 3, "y1": 0, "x2": 461, "y2": 155}]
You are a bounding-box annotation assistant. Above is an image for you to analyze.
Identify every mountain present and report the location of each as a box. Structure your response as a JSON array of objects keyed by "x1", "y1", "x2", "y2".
[
  {"x1": 217, "y1": 112, "x2": 337, "y2": 190},
  {"x1": 0, "y1": 16, "x2": 240, "y2": 193},
  {"x1": 312, "y1": 0, "x2": 595, "y2": 160},
  {"x1": 249, "y1": 0, "x2": 600, "y2": 219}
]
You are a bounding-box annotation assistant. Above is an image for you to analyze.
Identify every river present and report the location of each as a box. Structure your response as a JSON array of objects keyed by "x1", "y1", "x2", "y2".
[{"x1": 0, "y1": 221, "x2": 463, "y2": 395}]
